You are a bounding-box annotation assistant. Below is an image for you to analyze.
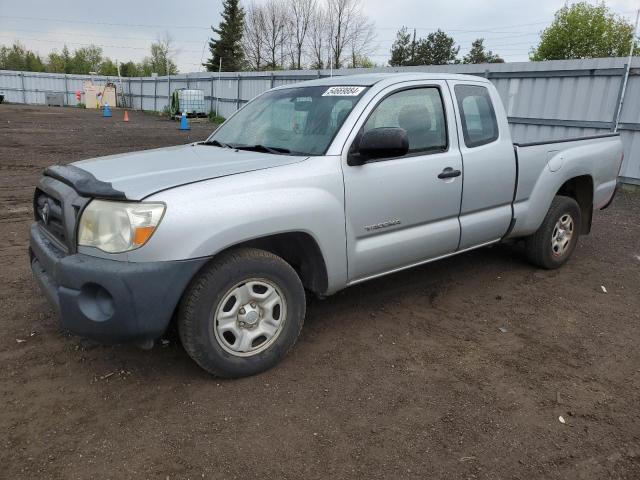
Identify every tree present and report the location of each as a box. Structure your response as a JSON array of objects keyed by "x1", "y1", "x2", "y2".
[
  {"x1": 46, "y1": 46, "x2": 72, "y2": 73},
  {"x1": 205, "y1": 0, "x2": 245, "y2": 71},
  {"x1": 287, "y1": 0, "x2": 316, "y2": 69},
  {"x1": 140, "y1": 35, "x2": 178, "y2": 76},
  {"x1": 262, "y1": 0, "x2": 289, "y2": 69},
  {"x1": 389, "y1": 26, "x2": 415, "y2": 66},
  {"x1": 389, "y1": 27, "x2": 458, "y2": 66},
  {"x1": 326, "y1": 0, "x2": 360, "y2": 69},
  {"x1": 0, "y1": 41, "x2": 154, "y2": 76},
  {"x1": 308, "y1": 6, "x2": 329, "y2": 69},
  {"x1": 98, "y1": 58, "x2": 119, "y2": 76},
  {"x1": 243, "y1": 2, "x2": 267, "y2": 70},
  {"x1": 243, "y1": 0, "x2": 375, "y2": 71},
  {"x1": 119, "y1": 61, "x2": 141, "y2": 77},
  {"x1": 463, "y1": 38, "x2": 504, "y2": 64},
  {"x1": 415, "y1": 29, "x2": 459, "y2": 65},
  {"x1": 348, "y1": 54, "x2": 374, "y2": 68},
  {"x1": 0, "y1": 43, "x2": 45, "y2": 72},
  {"x1": 531, "y1": 2, "x2": 638, "y2": 61},
  {"x1": 70, "y1": 45, "x2": 103, "y2": 74},
  {"x1": 348, "y1": 12, "x2": 375, "y2": 68}
]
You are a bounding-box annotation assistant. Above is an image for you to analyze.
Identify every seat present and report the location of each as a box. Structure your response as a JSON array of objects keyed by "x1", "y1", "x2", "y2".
[
  {"x1": 336, "y1": 108, "x2": 350, "y2": 129},
  {"x1": 398, "y1": 105, "x2": 443, "y2": 152}
]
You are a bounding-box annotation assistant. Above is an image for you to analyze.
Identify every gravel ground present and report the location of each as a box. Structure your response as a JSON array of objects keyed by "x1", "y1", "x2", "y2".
[{"x1": 1, "y1": 104, "x2": 639, "y2": 479}]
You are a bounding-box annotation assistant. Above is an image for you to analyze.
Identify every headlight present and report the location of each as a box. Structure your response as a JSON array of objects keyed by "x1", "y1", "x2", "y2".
[{"x1": 78, "y1": 200, "x2": 165, "y2": 253}]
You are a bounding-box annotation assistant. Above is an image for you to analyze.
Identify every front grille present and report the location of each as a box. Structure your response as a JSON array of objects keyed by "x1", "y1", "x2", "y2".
[
  {"x1": 34, "y1": 175, "x2": 91, "y2": 255},
  {"x1": 34, "y1": 190, "x2": 69, "y2": 251},
  {"x1": 35, "y1": 191, "x2": 67, "y2": 247}
]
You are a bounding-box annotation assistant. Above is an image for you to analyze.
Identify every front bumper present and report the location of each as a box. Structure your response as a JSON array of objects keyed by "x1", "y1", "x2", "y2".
[{"x1": 29, "y1": 223, "x2": 209, "y2": 343}]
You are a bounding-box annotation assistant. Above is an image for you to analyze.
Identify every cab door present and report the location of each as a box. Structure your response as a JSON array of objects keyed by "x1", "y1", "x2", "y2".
[
  {"x1": 341, "y1": 82, "x2": 463, "y2": 282},
  {"x1": 449, "y1": 81, "x2": 516, "y2": 249}
]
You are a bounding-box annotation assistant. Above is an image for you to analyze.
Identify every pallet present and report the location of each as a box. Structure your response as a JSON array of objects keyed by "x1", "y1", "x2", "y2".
[{"x1": 172, "y1": 112, "x2": 208, "y2": 120}]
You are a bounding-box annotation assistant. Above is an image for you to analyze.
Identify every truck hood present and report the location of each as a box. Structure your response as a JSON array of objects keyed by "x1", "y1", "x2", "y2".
[{"x1": 71, "y1": 144, "x2": 306, "y2": 200}]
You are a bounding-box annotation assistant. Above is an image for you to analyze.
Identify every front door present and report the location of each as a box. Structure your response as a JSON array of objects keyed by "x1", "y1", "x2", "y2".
[{"x1": 342, "y1": 83, "x2": 463, "y2": 282}]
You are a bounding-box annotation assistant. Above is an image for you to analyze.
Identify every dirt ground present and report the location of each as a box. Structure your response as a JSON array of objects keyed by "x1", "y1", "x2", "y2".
[{"x1": 1, "y1": 104, "x2": 639, "y2": 479}]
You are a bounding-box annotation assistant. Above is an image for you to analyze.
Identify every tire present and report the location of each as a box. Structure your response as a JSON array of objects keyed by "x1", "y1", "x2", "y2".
[
  {"x1": 178, "y1": 248, "x2": 306, "y2": 378},
  {"x1": 525, "y1": 195, "x2": 582, "y2": 269}
]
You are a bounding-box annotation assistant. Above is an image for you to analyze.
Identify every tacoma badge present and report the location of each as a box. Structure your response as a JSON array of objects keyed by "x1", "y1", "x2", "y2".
[{"x1": 365, "y1": 219, "x2": 401, "y2": 231}]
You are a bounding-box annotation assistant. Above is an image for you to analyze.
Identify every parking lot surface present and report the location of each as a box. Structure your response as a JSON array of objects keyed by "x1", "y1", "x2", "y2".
[{"x1": 1, "y1": 104, "x2": 639, "y2": 479}]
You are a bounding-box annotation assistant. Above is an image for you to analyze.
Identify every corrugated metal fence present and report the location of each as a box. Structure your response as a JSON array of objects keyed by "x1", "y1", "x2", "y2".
[{"x1": 1, "y1": 57, "x2": 639, "y2": 184}]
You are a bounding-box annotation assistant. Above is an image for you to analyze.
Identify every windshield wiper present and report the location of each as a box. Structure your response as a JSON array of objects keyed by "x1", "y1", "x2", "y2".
[
  {"x1": 201, "y1": 139, "x2": 232, "y2": 148},
  {"x1": 233, "y1": 144, "x2": 291, "y2": 155}
]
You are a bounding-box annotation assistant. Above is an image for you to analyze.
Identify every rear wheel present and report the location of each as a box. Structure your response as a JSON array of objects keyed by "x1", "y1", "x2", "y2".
[
  {"x1": 178, "y1": 248, "x2": 306, "y2": 378},
  {"x1": 525, "y1": 195, "x2": 582, "y2": 269}
]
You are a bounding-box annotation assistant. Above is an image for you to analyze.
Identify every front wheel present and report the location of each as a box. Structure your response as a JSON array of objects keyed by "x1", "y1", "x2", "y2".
[
  {"x1": 525, "y1": 195, "x2": 582, "y2": 269},
  {"x1": 178, "y1": 248, "x2": 306, "y2": 378}
]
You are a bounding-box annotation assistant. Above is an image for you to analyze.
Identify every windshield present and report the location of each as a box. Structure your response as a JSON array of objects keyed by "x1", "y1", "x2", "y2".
[{"x1": 207, "y1": 85, "x2": 368, "y2": 156}]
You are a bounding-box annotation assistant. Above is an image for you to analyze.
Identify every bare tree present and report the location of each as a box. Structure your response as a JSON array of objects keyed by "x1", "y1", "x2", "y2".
[
  {"x1": 243, "y1": 2, "x2": 267, "y2": 70},
  {"x1": 308, "y1": 4, "x2": 328, "y2": 69},
  {"x1": 262, "y1": 0, "x2": 289, "y2": 69},
  {"x1": 348, "y1": 13, "x2": 375, "y2": 67},
  {"x1": 242, "y1": 0, "x2": 375, "y2": 72},
  {"x1": 326, "y1": 0, "x2": 362, "y2": 69},
  {"x1": 287, "y1": 0, "x2": 316, "y2": 69}
]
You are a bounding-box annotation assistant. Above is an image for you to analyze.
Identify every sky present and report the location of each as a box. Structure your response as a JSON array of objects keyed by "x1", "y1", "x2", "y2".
[{"x1": 0, "y1": 0, "x2": 638, "y2": 72}]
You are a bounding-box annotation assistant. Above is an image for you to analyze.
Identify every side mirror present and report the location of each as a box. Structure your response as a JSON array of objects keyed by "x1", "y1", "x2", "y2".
[{"x1": 348, "y1": 127, "x2": 409, "y2": 166}]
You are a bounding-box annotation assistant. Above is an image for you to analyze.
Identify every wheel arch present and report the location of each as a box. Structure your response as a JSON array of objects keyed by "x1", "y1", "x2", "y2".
[
  {"x1": 555, "y1": 175, "x2": 594, "y2": 234},
  {"x1": 511, "y1": 170, "x2": 594, "y2": 238},
  {"x1": 210, "y1": 231, "x2": 329, "y2": 296}
]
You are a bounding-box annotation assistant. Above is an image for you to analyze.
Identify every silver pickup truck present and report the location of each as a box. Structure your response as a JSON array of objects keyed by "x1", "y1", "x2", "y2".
[{"x1": 30, "y1": 73, "x2": 623, "y2": 377}]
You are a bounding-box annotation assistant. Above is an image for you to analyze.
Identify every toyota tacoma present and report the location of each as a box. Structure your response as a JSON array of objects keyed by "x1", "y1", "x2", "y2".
[{"x1": 30, "y1": 73, "x2": 623, "y2": 377}]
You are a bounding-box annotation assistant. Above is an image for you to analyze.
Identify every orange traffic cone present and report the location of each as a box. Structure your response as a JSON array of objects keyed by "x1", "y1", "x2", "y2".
[{"x1": 123, "y1": 110, "x2": 129, "y2": 122}]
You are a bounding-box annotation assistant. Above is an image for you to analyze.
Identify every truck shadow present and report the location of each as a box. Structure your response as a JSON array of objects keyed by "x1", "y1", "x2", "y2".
[
  {"x1": 56, "y1": 240, "x2": 541, "y2": 380},
  {"x1": 306, "y1": 240, "x2": 531, "y2": 322},
  {"x1": 143, "y1": 243, "x2": 531, "y2": 364}
]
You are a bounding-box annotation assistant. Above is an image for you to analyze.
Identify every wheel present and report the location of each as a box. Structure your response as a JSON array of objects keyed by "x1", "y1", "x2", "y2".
[
  {"x1": 525, "y1": 195, "x2": 582, "y2": 269},
  {"x1": 178, "y1": 248, "x2": 306, "y2": 378}
]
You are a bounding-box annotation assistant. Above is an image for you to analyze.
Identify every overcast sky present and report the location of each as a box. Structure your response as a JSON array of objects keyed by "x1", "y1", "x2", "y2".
[{"x1": 0, "y1": 0, "x2": 637, "y2": 72}]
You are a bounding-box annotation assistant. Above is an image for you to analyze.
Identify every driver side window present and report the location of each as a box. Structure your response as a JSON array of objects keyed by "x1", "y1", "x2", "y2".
[{"x1": 355, "y1": 87, "x2": 448, "y2": 158}]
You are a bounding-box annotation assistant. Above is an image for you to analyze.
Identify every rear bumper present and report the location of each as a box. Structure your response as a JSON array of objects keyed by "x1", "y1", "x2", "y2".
[{"x1": 29, "y1": 223, "x2": 208, "y2": 343}]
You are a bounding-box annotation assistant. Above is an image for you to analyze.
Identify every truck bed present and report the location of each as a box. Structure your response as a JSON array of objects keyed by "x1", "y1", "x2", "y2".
[{"x1": 508, "y1": 133, "x2": 623, "y2": 238}]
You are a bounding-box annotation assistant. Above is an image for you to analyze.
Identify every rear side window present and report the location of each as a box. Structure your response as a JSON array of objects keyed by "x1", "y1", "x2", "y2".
[{"x1": 454, "y1": 85, "x2": 499, "y2": 148}]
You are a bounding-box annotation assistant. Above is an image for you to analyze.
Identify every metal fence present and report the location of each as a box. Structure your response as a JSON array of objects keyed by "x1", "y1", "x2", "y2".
[{"x1": 1, "y1": 57, "x2": 639, "y2": 184}]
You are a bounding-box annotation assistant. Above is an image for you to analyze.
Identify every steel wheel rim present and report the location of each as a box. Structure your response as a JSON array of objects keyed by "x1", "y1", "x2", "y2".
[
  {"x1": 213, "y1": 278, "x2": 287, "y2": 357},
  {"x1": 551, "y1": 213, "x2": 574, "y2": 257}
]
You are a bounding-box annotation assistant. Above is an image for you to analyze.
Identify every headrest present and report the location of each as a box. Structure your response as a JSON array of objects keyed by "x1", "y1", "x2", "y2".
[
  {"x1": 336, "y1": 108, "x2": 350, "y2": 127},
  {"x1": 398, "y1": 105, "x2": 432, "y2": 132}
]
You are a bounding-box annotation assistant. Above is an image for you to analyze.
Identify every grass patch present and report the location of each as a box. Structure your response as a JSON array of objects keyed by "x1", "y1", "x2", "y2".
[{"x1": 208, "y1": 112, "x2": 225, "y2": 124}]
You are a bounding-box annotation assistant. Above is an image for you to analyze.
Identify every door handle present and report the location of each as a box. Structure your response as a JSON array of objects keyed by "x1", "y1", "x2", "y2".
[{"x1": 438, "y1": 167, "x2": 462, "y2": 179}]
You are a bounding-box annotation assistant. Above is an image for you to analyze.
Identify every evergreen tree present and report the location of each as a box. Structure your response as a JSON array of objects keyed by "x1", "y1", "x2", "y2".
[
  {"x1": 389, "y1": 28, "x2": 460, "y2": 66},
  {"x1": 463, "y1": 39, "x2": 504, "y2": 64},
  {"x1": 204, "y1": 0, "x2": 246, "y2": 72},
  {"x1": 415, "y1": 30, "x2": 459, "y2": 65},
  {"x1": 389, "y1": 27, "x2": 416, "y2": 66}
]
